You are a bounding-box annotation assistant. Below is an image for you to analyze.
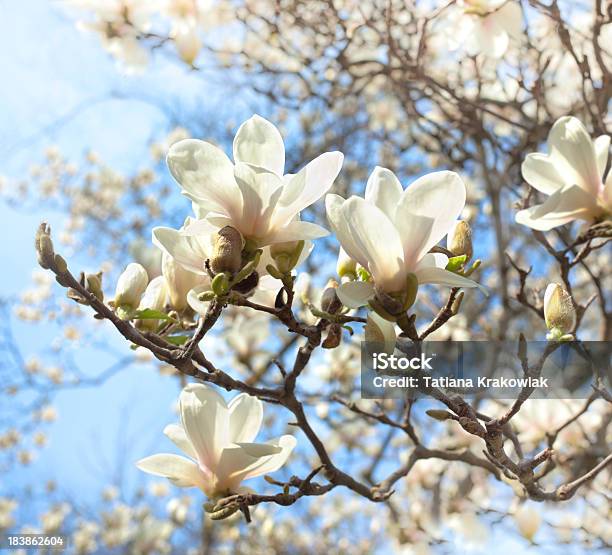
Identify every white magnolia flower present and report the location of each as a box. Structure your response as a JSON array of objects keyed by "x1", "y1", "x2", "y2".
[
  {"x1": 516, "y1": 116, "x2": 611, "y2": 230},
  {"x1": 450, "y1": 0, "x2": 523, "y2": 59},
  {"x1": 514, "y1": 504, "x2": 541, "y2": 542},
  {"x1": 114, "y1": 263, "x2": 149, "y2": 308},
  {"x1": 136, "y1": 384, "x2": 296, "y2": 498},
  {"x1": 326, "y1": 167, "x2": 484, "y2": 309},
  {"x1": 153, "y1": 218, "x2": 215, "y2": 278},
  {"x1": 167, "y1": 115, "x2": 344, "y2": 247}
]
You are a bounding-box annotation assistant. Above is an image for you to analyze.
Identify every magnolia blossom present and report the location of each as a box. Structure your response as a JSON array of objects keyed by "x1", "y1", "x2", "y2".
[
  {"x1": 114, "y1": 263, "x2": 148, "y2": 308},
  {"x1": 449, "y1": 0, "x2": 523, "y2": 59},
  {"x1": 66, "y1": 0, "x2": 154, "y2": 72},
  {"x1": 167, "y1": 115, "x2": 343, "y2": 247},
  {"x1": 326, "y1": 167, "x2": 484, "y2": 309},
  {"x1": 514, "y1": 504, "x2": 541, "y2": 542},
  {"x1": 136, "y1": 384, "x2": 296, "y2": 498},
  {"x1": 516, "y1": 116, "x2": 611, "y2": 230}
]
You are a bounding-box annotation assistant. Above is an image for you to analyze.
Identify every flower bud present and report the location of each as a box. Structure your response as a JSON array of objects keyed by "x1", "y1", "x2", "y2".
[
  {"x1": 85, "y1": 272, "x2": 104, "y2": 302},
  {"x1": 270, "y1": 240, "x2": 305, "y2": 274},
  {"x1": 365, "y1": 312, "x2": 396, "y2": 355},
  {"x1": 136, "y1": 276, "x2": 168, "y2": 331},
  {"x1": 426, "y1": 409, "x2": 453, "y2": 421},
  {"x1": 174, "y1": 26, "x2": 201, "y2": 66},
  {"x1": 162, "y1": 253, "x2": 202, "y2": 312},
  {"x1": 320, "y1": 280, "x2": 342, "y2": 315},
  {"x1": 211, "y1": 272, "x2": 230, "y2": 296},
  {"x1": 544, "y1": 283, "x2": 575, "y2": 340},
  {"x1": 114, "y1": 263, "x2": 149, "y2": 310},
  {"x1": 35, "y1": 223, "x2": 55, "y2": 270},
  {"x1": 514, "y1": 504, "x2": 541, "y2": 542},
  {"x1": 447, "y1": 220, "x2": 473, "y2": 261},
  {"x1": 336, "y1": 247, "x2": 357, "y2": 279},
  {"x1": 211, "y1": 226, "x2": 243, "y2": 274}
]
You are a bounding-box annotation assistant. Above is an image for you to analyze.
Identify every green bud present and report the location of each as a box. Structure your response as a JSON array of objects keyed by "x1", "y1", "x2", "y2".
[
  {"x1": 211, "y1": 272, "x2": 230, "y2": 296},
  {"x1": 265, "y1": 264, "x2": 284, "y2": 280},
  {"x1": 198, "y1": 290, "x2": 216, "y2": 302},
  {"x1": 85, "y1": 272, "x2": 104, "y2": 302},
  {"x1": 426, "y1": 409, "x2": 453, "y2": 421}
]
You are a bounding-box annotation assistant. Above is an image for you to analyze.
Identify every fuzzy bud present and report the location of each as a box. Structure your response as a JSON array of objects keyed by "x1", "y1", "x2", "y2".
[
  {"x1": 447, "y1": 220, "x2": 473, "y2": 261},
  {"x1": 544, "y1": 283, "x2": 576, "y2": 340},
  {"x1": 85, "y1": 272, "x2": 104, "y2": 302},
  {"x1": 426, "y1": 409, "x2": 453, "y2": 421},
  {"x1": 35, "y1": 223, "x2": 55, "y2": 270},
  {"x1": 211, "y1": 226, "x2": 243, "y2": 274},
  {"x1": 114, "y1": 263, "x2": 149, "y2": 310},
  {"x1": 320, "y1": 280, "x2": 342, "y2": 314}
]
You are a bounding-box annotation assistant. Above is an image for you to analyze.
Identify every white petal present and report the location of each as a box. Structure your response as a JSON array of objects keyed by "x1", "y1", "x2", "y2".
[
  {"x1": 227, "y1": 393, "x2": 263, "y2": 444},
  {"x1": 603, "y1": 170, "x2": 612, "y2": 208},
  {"x1": 233, "y1": 442, "x2": 282, "y2": 457},
  {"x1": 240, "y1": 435, "x2": 297, "y2": 481},
  {"x1": 179, "y1": 384, "x2": 228, "y2": 470},
  {"x1": 234, "y1": 163, "x2": 284, "y2": 238},
  {"x1": 136, "y1": 454, "x2": 206, "y2": 488},
  {"x1": 274, "y1": 151, "x2": 344, "y2": 226},
  {"x1": 417, "y1": 252, "x2": 449, "y2": 269},
  {"x1": 396, "y1": 171, "x2": 466, "y2": 267},
  {"x1": 233, "y1": 115, "x2": 285, "y2": 176},
  {"x1": 336, "y1": 281, "x2": 375, "y2": 308},
  {"x1": 152, "y1": 227, "x2": 208, "y2": 275},
  {"x1": 415, "y1": 267, "x2": 487, "y2": 294},
  {"x1": 594, "y1": 135, "x2": 610, "y2": 179},
  {"x1": 472, "y1": 17, "x2": 509, "y2": 58},
  {"x1": 365, "y1": 312, "x2": 397, "y2": 355},
  {"x1": 515, "y1": 184, "x2": 598, "y2": 230},
  {"x1": 343, "y1": 197, "x2": 405, "y2": 291},
  {"x1": 548, "y1": 116, "x2": 601, "y2": 197},
  {"x1": 497, "y1": 2, "x2": 523, "y2": 40},
  {"x1": 364, "y1": 166, "x2": 403, "y2": 221},
  {"x1": 521, "y1": 153, "x2": 565, "y2": 194},
  {"x1": 163, "y1": 424, "x2": 198, "y2": 460},
  {"x1": 326, "y1": 194, "x2": 365, "y2": 266},
  {"x1": 167, "y1": 139, "x2": 242, "y2": 219},
  {"x1": 265, "y1": 220, "x2": 329, "y2": 245},
  {"x1": 187, "y1": 285, "x2": 210, "y2": 316}
]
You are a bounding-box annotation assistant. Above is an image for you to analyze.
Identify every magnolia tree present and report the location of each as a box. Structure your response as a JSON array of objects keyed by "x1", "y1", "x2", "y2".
[{"x1": 1, "y1": 0, "x2": 611, "y2": 553}]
